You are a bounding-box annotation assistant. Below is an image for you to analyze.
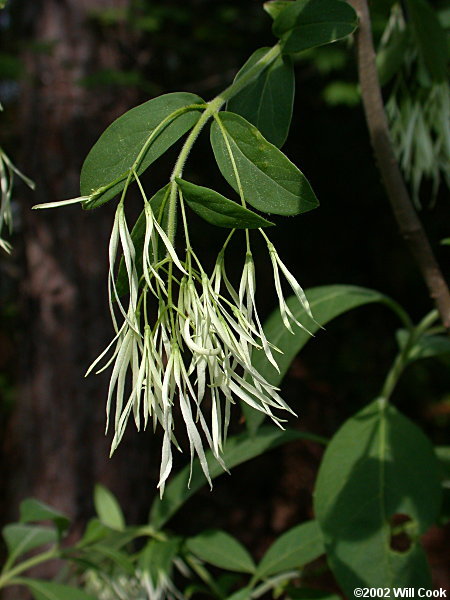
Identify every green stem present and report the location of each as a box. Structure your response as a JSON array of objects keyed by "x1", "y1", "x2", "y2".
[
  {"x1": 166, "y1": 44, "x2": 282, "y2": 245},
  {"x1": 0, "y1": 548, "x2": 59, "y2": 589},
  {"x1": 380, "y1": 309, "x2": 439, "y2": 400}
]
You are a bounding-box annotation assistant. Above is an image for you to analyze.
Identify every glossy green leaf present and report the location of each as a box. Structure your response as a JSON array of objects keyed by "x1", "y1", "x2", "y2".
[
  {"x1": 80, "y1": 92, "x2": 204, "y2": 209},
  {"x1": 115, "y1": 183, "x2": 171, "y2": 297},
  {"x1": 227, "y1": 48, "x2": 295, "y2": 147},
  {"x1": 405, "y1": 0, "x2": 449, "y2": 82},
  {"x1": 139, "y1": 538, "x2": 180, "y2": 586},
  {"x1": 24, "y1": 579, "x2": 96, "y2": 600},
  {"x1": 186, "y1": 530, "x2": 255, "y2": 573},
  {"x1": 273, "y1": 0, "x2": 358, "y2": 55},
  {"x1": 245, "y1": 285, "x2": 398, "y2": 434},
  {"x1": 314, "y1": 399, "x2": 442, "y2": 593},
  {"x1": 94, "y1": 484, "x2": 125, "y2": 531},
  {"x1": 3, "y1": 524, "x2": 57, "y2": 564},
  {"x1": 149, "y1": 426, "x2": 324, "y2": 529},
  {"x1": 256, "y1": 520, "x2": 324, "y2": 579},
  {"x1": 19, "y1": 498, "x2": 70, "y2": 536},
  {"x1": 210, "y1": 112, "x2": 318, "y2": 216},
  {"x1": 176, "y1": 177, "x2": 274, "y2": 229}
]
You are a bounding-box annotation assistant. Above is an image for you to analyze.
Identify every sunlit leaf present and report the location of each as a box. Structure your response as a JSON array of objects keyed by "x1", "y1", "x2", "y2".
[
  {"x1": 176, "y1": 177, "x2": 274, "y2": 229},
  {"x1": 210, "y1": 112, "x2": 318, "y2": 216},
  {"x1": 273, "y1": 0, "x2": 358, "y2": 54},
  {"x1": 80, "y1": 92, "x2": 204, "y2": 208}
]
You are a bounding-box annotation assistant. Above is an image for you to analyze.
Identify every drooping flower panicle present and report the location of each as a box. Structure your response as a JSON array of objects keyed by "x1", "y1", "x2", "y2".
[{"x1": 81, "y1": 173, "x2": 312, "y2": 495}]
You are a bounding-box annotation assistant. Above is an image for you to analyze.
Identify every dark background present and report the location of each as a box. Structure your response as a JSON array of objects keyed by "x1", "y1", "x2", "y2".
[{"x1": 0, "y1": 0, "x2": 449, "y2": 594}]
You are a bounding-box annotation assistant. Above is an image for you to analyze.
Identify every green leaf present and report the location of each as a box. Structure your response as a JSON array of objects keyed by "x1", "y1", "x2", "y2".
[
  {"x1": 80, "y1": 92, "x2": 204, "y2": 209},
  {"x1": 405, "y1": 0, "x2": 449, "y2": 82},
  {"x1": 225, "y1": 588, "x2": 253, "y2": 600},
  {"x1": 245, "y1": 285, "x2": 399, "y2": 434},
  {"x1": 264, "y1": 1, "x2": 293, "y2": 21},
  {"x1": 19, "y1": 498, "x2": 70, "y2": 536},
  {"x1": 24, "y1": 579, "x2": 97, "y2": 600},
  {"x1": 115, "y1": 183, "x2": 171, "y2": 297},
  {"x1": 2, "y1": 524, "x2": 57, "y2": 564},
  {"x1": 176, "y1": 177, "x2": 274, "y2": 229},
  {"x1": 186, "y1": 530, "x2": 255, "y2": 573},
  {"x1": 314, "y1": 399, "x2": 442, "y2": 593},
  {"x1": 227, "y1": 48, "x2": 295, "y2": 147},
  {"x1": 94, "y1": 484, "x2": 126, "y2": 531},
  {"x1": 149, "y1": 426, "x2": 324, "y2": 529},
  {"x1": 273, "y1": 0, "x2": 358, "y2": 55},
  {"x1": 255, "y1": 520, "x2": 324, "y2": 579},
  {"x1": 210, "y1": 112, "x2": 318, "y2": 216},
  {"x1": 139, "y1": 538, "x2": 180, "y2": 586}
]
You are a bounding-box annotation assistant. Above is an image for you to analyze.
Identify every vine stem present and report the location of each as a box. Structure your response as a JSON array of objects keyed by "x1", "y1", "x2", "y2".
[{"x1": 348, "y1": 0, "x2": 450, "y2": 330}]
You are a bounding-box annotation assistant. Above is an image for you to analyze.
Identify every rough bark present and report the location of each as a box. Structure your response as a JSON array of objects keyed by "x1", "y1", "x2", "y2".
[{"x1": 2, "y1": 0, "x2": 157, "y2": 548}]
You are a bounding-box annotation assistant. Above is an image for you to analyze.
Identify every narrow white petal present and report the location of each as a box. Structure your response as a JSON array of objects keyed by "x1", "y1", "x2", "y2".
[{"x1": 32, "y1": 196, "x2": 89, "y2": 210}]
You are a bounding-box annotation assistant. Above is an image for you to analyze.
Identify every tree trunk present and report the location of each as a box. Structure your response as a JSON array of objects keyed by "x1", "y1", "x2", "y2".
[{"x1": 2, "y1": 0, "x2": 157, "y2": 554}]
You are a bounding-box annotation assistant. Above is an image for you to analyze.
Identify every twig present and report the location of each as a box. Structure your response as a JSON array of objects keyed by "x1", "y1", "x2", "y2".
[{"x1": 348, "y1": 0, "x2": 450, "y2": 329}]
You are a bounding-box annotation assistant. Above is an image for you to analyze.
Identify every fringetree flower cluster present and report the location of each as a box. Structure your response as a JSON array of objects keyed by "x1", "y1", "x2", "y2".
[
  {"x1": 34, "y1": 44, "x2": 323, "y2": 492},
  {"x1": 82, "y1": 171, "x2": 314, "y2": 495}
]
